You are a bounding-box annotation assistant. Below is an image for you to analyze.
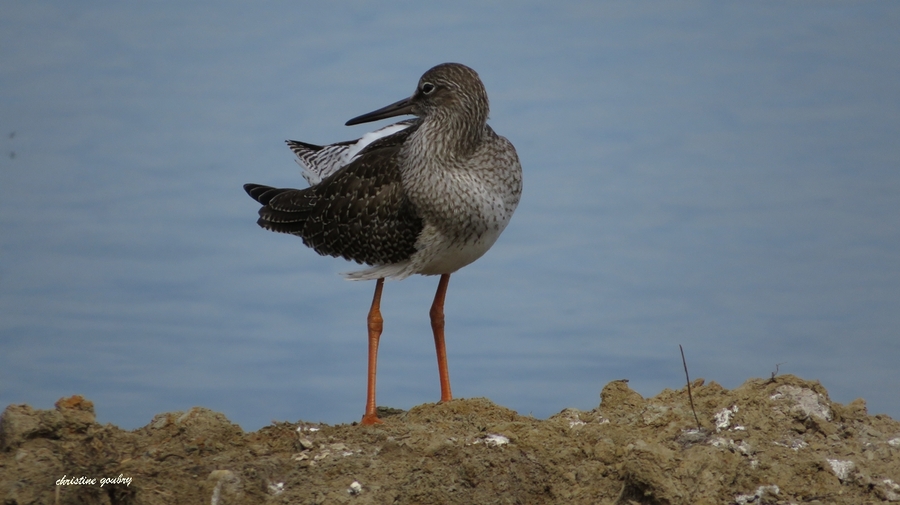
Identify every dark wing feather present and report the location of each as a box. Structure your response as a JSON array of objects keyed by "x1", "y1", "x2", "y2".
[{"x1": 243, "y1": 126, "x2": 423, "y2": 265}]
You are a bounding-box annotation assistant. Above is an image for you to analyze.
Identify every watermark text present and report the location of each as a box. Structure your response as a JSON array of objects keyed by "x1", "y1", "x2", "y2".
[{"x1": 56, "y1": 474, "x2": 133, "y2": 487}]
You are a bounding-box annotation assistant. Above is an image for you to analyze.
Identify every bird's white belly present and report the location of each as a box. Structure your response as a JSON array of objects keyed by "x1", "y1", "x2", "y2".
[
  {"x1": 340, "y1": 226, "x2": 501, "y2": 281},
  {"x1": 414, "y1": 225, "x2": 503, "y2": 275}
]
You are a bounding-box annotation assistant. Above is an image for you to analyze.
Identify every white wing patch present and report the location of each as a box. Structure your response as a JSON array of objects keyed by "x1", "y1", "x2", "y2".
[{"x1": 289, "y1": 121, "x2": 414, "y2": 186}]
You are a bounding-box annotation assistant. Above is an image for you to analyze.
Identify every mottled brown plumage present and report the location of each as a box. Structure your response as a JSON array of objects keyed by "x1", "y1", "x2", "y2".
[{"x1": 244, "y1": 124, "x2": 423, "y2": 265}]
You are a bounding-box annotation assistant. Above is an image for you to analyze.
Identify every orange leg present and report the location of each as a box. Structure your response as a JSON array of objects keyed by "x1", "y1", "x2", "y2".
[
  {"x1": 430, "y1": 273, "x2": 453, "y2": 403},
  {"x1": 361, "y1": 278, "x2": 385, "y2": 425}
]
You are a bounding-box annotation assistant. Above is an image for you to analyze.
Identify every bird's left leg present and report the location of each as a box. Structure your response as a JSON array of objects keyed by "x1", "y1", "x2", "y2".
[{"x1": 429, "y1": 273, "x2": 453, "y2": 403}]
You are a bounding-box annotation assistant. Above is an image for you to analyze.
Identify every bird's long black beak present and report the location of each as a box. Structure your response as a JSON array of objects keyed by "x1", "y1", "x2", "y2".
[{"x1": 345, "y1": 96, "x2": 415, "y2": 126}]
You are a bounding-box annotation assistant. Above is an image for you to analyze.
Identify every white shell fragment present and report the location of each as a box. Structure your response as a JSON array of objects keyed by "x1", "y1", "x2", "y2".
[
  {"x1": 268, "y1": 482, "x2": 284, "y2": 496},
  {"x1": 482, "y1": 434, "x2": 509, "y2": 446},
  {"x1": 770, "y1": 385, "x2": 833, "y2": 421},
  {"x1": 827, "y1": 459, "x2": 855, "y2": 482},
  {"x1": 714, "y1": 405, "x2": 739, "y2": 432},
  {"x1": 734, "y1": 485, "x2": 780, "y2": 505}
]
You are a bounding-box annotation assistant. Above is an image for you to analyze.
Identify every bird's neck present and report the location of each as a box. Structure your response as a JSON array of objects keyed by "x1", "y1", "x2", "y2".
[{"x1": 412, "y1": 114, "x2": 484, "y2": 162}]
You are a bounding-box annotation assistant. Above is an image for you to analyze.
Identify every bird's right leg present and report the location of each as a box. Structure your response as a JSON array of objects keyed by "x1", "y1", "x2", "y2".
[{"x1": 361, "y1": 278, "x2": 385, "y2": 425}]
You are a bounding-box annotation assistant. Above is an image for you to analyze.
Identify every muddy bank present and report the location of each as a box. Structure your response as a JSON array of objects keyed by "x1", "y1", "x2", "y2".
[{"x1": 2, "y1": 374, "x2": 899, "y2": 504}]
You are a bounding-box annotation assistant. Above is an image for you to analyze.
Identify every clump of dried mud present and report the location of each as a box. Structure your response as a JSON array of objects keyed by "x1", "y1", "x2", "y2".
[{"x1": 2, "y1": 374, "x2": 899, "y2": 504}]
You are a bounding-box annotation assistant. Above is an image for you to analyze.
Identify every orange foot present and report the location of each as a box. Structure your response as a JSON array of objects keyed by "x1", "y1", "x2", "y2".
[{"x1": 360, "y1": 413, "x2": 383, "y2": 425}]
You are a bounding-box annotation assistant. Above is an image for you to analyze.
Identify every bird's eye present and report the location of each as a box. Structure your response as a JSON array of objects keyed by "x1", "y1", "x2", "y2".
[{"x1": 421, "y1": 82, "x2": 436, "y2": 95}]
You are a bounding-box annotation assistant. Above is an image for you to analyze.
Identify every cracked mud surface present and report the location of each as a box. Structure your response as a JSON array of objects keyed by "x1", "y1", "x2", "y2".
[{"x1": 2, "y1": 374, "x2": 899, "y2": 504}]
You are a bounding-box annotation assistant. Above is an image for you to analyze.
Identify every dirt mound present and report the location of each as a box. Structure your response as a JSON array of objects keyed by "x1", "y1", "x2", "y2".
[{"x1": 2, "y1": 375, "x2": 899, "y2": 504}]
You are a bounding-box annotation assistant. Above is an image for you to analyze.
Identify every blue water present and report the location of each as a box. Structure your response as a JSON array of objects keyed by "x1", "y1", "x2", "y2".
[{"x1": 2, "y1": 2, "x2": 898, "y2": 430}]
